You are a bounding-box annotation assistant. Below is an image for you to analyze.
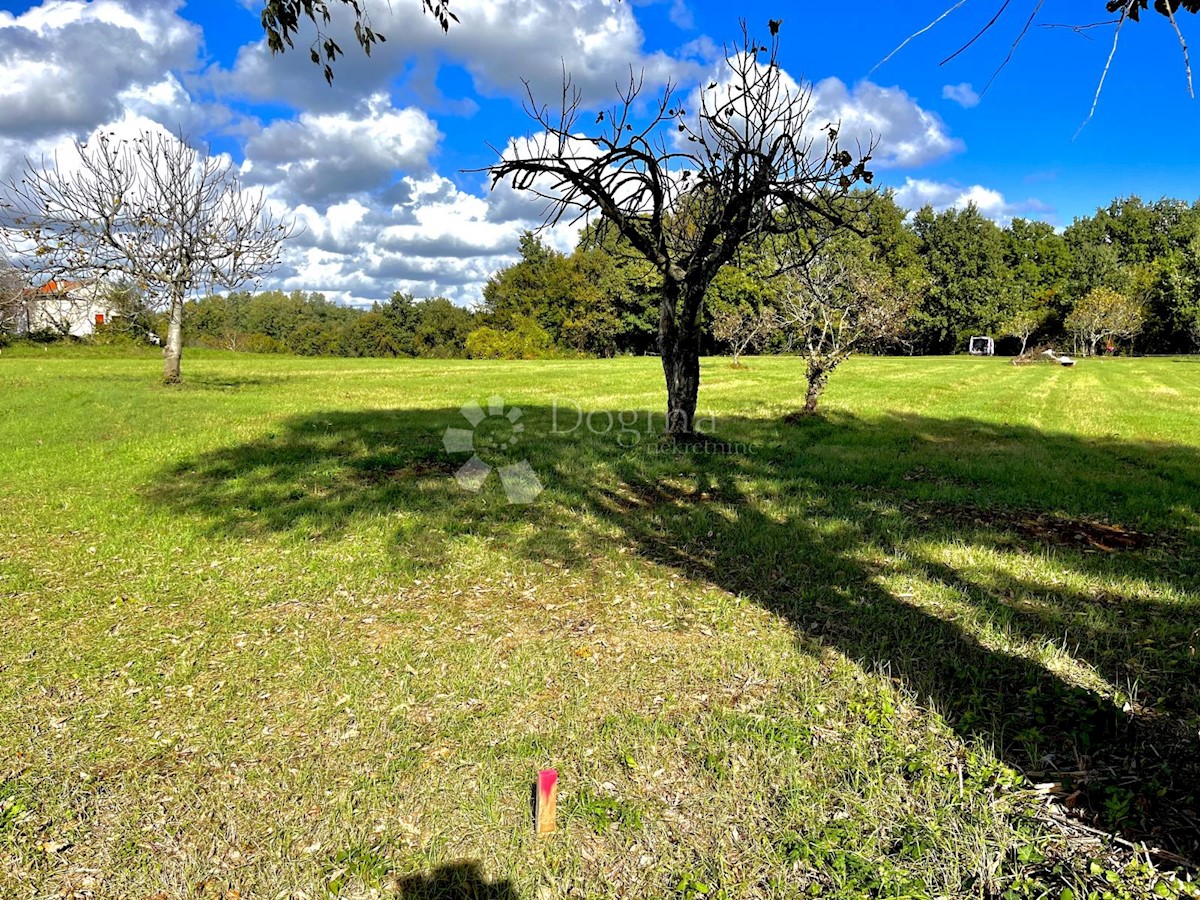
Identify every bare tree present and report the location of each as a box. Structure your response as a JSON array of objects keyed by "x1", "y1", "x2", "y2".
[
  {"x1": 2, "y1": 130, "x2": 293, "y2": 383},
  {"x1": 778, "y1": 251, "x2": 909, "y2": 417},
  {"x1": 711, "y1": 303, "x2": 778, "y2": 368},
  {"x1": 485, "y1": 23, "x2": 872, "y2": 435},
  {"x1": 0, "y1": 260, "x2": 28, "y2": 338}
]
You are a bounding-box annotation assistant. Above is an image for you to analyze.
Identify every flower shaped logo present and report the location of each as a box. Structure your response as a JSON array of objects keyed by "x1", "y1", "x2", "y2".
[{"x1": 442, "y1": 396, "x2": 544, "y2": 504}]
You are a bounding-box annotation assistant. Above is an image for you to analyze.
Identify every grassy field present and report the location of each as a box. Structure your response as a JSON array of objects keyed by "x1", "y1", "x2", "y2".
[{"x1": 1, "y1": 349, "x2": 1198, "y2": 899}]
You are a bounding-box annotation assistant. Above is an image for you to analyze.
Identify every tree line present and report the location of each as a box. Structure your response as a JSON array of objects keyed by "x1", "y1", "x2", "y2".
[
  {"x1": 480, "y1": 192, "x2": 1200, "y2": 361},
  {"x1": 183, "y1": 290, "x2": 475, "y2": 358},
  {"x1": 8, "y1": 189, "x2": 1200, "y2": 367}
]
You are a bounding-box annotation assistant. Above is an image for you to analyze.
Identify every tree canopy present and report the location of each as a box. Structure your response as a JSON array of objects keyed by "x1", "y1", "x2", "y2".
[
  {"x1": 12, "y1": 188, "x2": 1200, "y2": 364},
  {"x1": 486, "y1": 23, "x2": 873, "y2": 434}
]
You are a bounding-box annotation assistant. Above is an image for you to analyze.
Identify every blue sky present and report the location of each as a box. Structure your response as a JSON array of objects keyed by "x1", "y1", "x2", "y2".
[{"x1": 1, "y1": 0, "x2": 1198, "y2": 306}]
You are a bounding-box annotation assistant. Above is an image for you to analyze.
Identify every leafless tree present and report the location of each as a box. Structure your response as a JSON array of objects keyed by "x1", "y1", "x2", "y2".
[
  {"x1": 0, "y1": 260, "x2": 28, "y2": 337},
  {"x1": 1, "y1": 130, "x2": 294, "y2": 383},
  {"x1": 711, "y1": 303, "x2": 778, "y2": 368},
  {"x1": 485, "y1": 23, "x2": 873, "y2": 435},
  {"x1": 778, "y1": 251, "x2": 909, "y2": 417}
]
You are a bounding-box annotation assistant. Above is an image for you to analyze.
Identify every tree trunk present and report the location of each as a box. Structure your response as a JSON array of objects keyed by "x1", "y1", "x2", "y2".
[
  {"x1": 662, "y1": 337, "x2": 700, "y2": 436},
  {"x1": 659, "y1": 278, "x2": 701, "y2": 437},
  {"x1": 801, "y1": 365, "x2": 829, "y2": 416},
  {"x1": 1020, "y1": 334, "x2": 1029, "y2": 355},
  {"x1": 163, "y1": 293, "x2": 184, "y2": 384}
]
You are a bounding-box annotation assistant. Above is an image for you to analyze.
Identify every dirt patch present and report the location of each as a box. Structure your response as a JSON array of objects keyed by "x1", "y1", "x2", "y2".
[
  {"x1": 904, "y1": 500, "x2": 1161, "y2": 552},
  {"x1": 351, "y1": 458, "x2": 458, "y2": 483},
  {"x1": 1011, "y1": 514, "x2": 1154, "y2": 552}
]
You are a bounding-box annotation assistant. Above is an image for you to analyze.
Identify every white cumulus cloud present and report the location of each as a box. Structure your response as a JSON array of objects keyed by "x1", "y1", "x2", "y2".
[
  {"x1": 241, "y1": 94, "x2": 442, "y2": 206},
  {"x1": 271, "y1": 174, "x2": 582, "y2": 308},
  {"x1": 942, "y1": 82, "x2": 980, "y2": 108},
  {"x1": 0, "y1": 0, "x2": 201, "y2": 142},
  {"x1": 811, "y1": 78, "x2": 963, "y2": 167},
  {"x1": 892, "y1": 176, "x2": 1051, "y2": 225},
  {"x1": 209, "y1": 0, "x2": 703, "y2": 112}
]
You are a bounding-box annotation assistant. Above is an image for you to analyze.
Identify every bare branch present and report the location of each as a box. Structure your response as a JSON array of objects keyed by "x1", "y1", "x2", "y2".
[
  {"x1": 869, "y1": 0, "x2": 969, "y2": 77},
  {"x1": 879, "y1": 2, "x2": 1198, "y2": 109},
  {"x1": 941, "y1": 0, "x2": 1014, "y2": 66},
  {"x1": 981, "y1": 0, "x2": 1046, "y2": 96},
  {"x1": 1164, "y1": 0, "x2": 1195, "y2": 98},
  {"x1": 1078, "y1": 7, "x2": 1129, "y2": 135}
]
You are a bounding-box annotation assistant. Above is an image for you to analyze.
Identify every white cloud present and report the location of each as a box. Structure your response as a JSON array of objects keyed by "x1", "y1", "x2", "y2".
[
  {"x1": 209, "y1": 0, "x2": 703, "y2": 113},
  {"x1": 240, "y1": 94, "x2": 442, "y2": 206},
  {"x1": 0, "y1": 0, "x2": 201, "y2": 142},
  {"x1": 270, "y1": 174, "x2": 583, "y2": 308},
  {"x1": 942, "y1": 82, "x2": 980, "y2": 108},
  {"x1": 683, "y1": 56, "x2": 960, "y2": 173},
  {"x1": 892, "y1": 176, "x2": 1051, "y2": 225},
  {"x1": 668, "y1": 0, "x2": 695, "y2": 30},
  {"x1": 811, "y1": 78, "x2": 962, "y2": 167}
]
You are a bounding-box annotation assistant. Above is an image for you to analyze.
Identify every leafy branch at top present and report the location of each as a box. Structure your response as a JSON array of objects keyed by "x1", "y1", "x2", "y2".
[{"x1": 259, "y1": 0, "x2": 457, "y2": 83}]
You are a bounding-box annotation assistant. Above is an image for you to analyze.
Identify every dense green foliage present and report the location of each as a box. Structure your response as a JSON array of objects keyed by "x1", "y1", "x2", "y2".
[
  {"x1": 183, "y1": 289, "x2": 476, "y2": 358},
  {"x1": 482, "y1": 193, "x2": 1200, "y2": 358}
]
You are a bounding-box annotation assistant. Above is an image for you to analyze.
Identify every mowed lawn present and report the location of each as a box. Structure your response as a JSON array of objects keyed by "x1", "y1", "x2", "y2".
[{"x1": 1, "y1": 349, "x2": 1198, "y2": 899}]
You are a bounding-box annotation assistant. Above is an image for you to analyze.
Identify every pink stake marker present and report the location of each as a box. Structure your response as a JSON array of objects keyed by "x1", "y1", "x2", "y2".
[{"x1": 535, "y1": 769, "x2": 558, "y2": 835}]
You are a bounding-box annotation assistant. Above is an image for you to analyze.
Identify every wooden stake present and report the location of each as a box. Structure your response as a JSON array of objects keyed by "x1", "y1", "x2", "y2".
[{"x1": 535, "y1": 769, "x2": 558, "y2": 835}]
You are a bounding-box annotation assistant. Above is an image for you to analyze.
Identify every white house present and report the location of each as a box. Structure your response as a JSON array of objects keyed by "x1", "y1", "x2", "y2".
[{"x1": 25, "y1": 281, "x2": 118, "y2": 337}]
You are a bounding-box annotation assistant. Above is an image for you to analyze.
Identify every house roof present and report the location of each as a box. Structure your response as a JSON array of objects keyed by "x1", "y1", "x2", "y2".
[{"x1": 36, "y1": 280, "x2": 85, "y2": 294}]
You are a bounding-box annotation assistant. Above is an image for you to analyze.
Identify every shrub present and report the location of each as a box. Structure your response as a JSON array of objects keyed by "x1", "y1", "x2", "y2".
[{"x1": 466, "y1": 317, "x2": 557, "y2": 359}]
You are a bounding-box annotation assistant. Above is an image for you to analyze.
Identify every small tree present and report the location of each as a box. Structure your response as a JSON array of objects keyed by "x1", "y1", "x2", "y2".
[
  {"x1": 2, "y1": 130, "x2": 293, "y2": 383},
  {"x1": 711, "y1": 302, "x2": 778, "y2": 368},
  {"x1": 486, "y1": 23, "x2": 873, "y2": 435},
  {"x1": 999, "y1": 305, "x2": 1047, "y2": 356},
  {"x1": 778, "y1": 249, "x2": 908, "y2": 416},
  {"x1": 1065, "y1": 286, "x2": 1146, "y2": 355}
]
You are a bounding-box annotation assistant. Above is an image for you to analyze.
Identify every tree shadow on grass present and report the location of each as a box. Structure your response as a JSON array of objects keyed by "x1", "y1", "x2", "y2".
[
  {"x1": 183, "y1": 375, "x2": 289, "y2": 391},
  {"x1": 394, "y1": 861, "x2": 518, "y2": 899},
  {"x1": 144, "y1": 405, "x2": 1200, "y2": 858}
]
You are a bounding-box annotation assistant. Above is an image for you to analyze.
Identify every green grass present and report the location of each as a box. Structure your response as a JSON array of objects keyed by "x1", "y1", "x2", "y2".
[{"x1": 1, "y1": 350, "x2": 1198, "y2": 899}]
